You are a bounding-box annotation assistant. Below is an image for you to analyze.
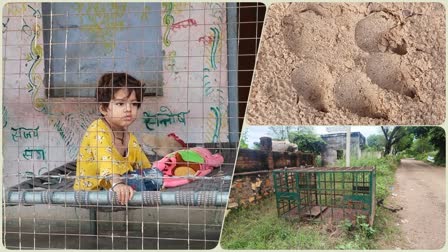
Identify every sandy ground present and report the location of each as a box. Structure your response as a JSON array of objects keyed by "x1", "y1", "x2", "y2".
[
  {"x1": 391, "y1": 159, "x2": 445, "y2": 249},
  {"x1": 247, "y1": 2, "x2": 445, "y2": 125}
]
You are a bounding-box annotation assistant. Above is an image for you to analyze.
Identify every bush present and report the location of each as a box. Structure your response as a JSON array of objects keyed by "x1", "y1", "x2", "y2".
[
  {"x1": 336, "y1": 215, "x2": 376, "y2": 249},
  {"x1": 337, "y1": 156, "x2": 399, "y2": 199}
]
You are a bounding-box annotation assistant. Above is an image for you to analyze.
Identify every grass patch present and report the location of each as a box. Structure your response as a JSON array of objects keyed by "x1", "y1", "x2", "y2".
[
  {"x1": 221, "y1": 195, "x2": 403, "y2": 249},
  {"x1": 221, "y1": 196, "x2": 339, "y2": 249},
  {"x1": 222, "y1": 156, "x2": 404, "y2": 249}
]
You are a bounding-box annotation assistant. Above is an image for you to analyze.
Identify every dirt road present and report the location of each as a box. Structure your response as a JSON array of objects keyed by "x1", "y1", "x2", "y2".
[{"x1": 391, "y1": 159, "x2": 445, "y2": 249}]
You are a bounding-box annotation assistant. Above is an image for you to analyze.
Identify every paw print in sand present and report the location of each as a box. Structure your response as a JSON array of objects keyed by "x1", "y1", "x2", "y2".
[
  {"x1": 356, "y1": 12, "x2": 416, "y2": 98},
  {"x1": 273, "y1": 2, "x2": 444, "y2": 123}
]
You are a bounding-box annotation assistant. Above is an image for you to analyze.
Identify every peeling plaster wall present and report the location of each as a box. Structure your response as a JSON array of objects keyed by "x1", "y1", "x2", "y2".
[
  {"x1": 321, "y1": 133, "x2": 365, "y2": 166},
  {"x1": 2, "y1": 3, "x2": 229, "y2": 188}
]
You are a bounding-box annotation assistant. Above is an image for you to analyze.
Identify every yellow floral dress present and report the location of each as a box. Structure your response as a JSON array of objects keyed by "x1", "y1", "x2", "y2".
[{"x1": 73, "y1": 119, "x2": 151, "y2": 190}]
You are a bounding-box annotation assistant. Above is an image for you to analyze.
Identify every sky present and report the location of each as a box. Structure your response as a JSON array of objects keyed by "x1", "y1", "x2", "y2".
[{"x1": 244, "y1": 125, "x2": 383, "y2": 148}]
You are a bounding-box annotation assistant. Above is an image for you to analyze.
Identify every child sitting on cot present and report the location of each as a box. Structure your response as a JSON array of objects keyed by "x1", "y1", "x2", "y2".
[{"x1": 73, "y1": 72, "x2": 162, "y2": 205}]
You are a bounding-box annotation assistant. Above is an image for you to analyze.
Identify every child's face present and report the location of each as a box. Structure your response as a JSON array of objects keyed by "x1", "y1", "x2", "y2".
[{"x1": 101, "y1": 88, "x2": 139, "y2": 130}]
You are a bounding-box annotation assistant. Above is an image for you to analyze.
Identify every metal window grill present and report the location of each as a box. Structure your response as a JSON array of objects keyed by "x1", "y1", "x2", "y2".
[
  {"x1": 2, "y1": 2, "x2": 266, "y2": 249},
  {"x1": 273, "y1": 166, "x2": 376, "y2": 225}
]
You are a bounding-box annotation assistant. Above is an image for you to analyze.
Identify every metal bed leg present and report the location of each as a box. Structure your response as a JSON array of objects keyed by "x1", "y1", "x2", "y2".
[{"x1": 89, "y1": 208, "x2": 98, "y2": 235}]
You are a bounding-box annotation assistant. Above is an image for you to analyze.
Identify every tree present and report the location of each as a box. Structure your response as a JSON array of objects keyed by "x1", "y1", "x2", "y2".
[
  {"x1": 268, "y1": 126, "x2": 295, "y2": 140},
  {"x1": 408, "y1": 127, "x2": 445, "y2": 164},
  {"x1": 267, "y1": 126, "x2": 314, "y2": 141},
  {"x1": 367, "y1": 134, "x2": 386, "y2": 151},
  {"x1": 411, "y1": 137, "x2": 433, "y2": 154},
  {"x1": 381, "y1": 126, "x2": 407, "y2": 155},
  {"x1": 394, "y1": 134, "x2": 414, "y2": 154},
  {"x1": 239, "y1": 128, "x2": 249, "y2": 149},
  {"x1": 289, "y1": 131, "x2": 326, "y2": 155},
  {"x1": 428, "y1": 127, "x2": 445, "y2": 165}
]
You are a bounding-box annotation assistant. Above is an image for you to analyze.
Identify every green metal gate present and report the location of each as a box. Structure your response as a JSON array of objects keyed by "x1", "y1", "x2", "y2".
[{"x1": 273, "y1": 167, "x2": 376, "y2": 225}]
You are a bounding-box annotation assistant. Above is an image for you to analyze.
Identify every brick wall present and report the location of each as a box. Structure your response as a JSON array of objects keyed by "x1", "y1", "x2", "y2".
[{"x1": 229, "y1": 138, "x2": 315, "y2": 208}]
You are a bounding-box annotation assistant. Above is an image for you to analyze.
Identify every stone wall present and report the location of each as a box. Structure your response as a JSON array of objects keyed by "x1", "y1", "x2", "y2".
[{"x1": 228, "y1": 138, "x2": 316, "y2": 208}]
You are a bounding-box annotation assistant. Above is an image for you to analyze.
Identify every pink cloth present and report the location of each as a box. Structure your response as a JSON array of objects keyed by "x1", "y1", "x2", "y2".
[{"x1": 153, "y1": 147, "x2": 224, "y2": 188}]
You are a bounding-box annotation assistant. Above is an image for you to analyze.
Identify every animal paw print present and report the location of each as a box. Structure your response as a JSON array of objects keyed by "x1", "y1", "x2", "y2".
[
  {"x1": 355, "y1": 12, "x2": 416, "y2": 98},
  {"x1": 290, "y1": 61, "x2": 333, "y2": 113},
  {"x1": 284, "y1": 6, "x2": 418, "y2": 119},
  {"x1": 334, "y1": 72, "x2": 387, "y2": 119}
]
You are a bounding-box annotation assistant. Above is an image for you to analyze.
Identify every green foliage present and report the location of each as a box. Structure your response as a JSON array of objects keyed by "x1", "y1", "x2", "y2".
[
  {"x1": 336, "y1": 216, "x2": 376, "y2": 249},
  {"x1": 356, "y1": 216, "x2": 376, "y2": 238},
  {"x1": 339, "y1": 219, "x2": 353, "y2": 232},
  {"x1": 367, "y1": 134, "x2": 386, "y2": 151},
  {"x1": 394, "y1": 134, "x2": 413, "y2": 154},
  {"x1": 239, "y1": 141, "x2": 248, "y2": 149},
  {"x1": 222, "y1": 155, "x2": 404, "y2": 250},
  {"x1": 402, "y1": 127, "x2": 445, "y2": 165},
  {"x1": 268, "y1": 126, "x2": 299, "y2": 140},
  {"x1": 427, "y1": 127, "x2": 445, "y2": 165},
  {"x1": 222, "y1": 195, "x2": 402, "y2": 250},
  {"x1": 381, "y1": 126, "x2": 408, "y2": 155},
  {"x1": 411, "y1": 137, "x2": 434, "y2": 153},
  {"x1": 338, "y1": 207, "x2": 405, "y2": 249},
  {"x1": 315, "y1": 155, "x2": 323, "y2": 166},
  {"x1": 340, "y1": 156, "x2": 399, "y2": 199},
  {"x1": 239, "y1": 128, "x2": 249, "y2": 149},
  {"x1": 221, "y1": 197, "x2": 335, "y2": 249},
  {"x1": 289, "y1": 131, "x2": 326, "y2": 155}
]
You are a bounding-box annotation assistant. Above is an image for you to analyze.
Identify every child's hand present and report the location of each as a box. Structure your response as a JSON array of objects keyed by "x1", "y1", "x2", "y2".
[{"x1": 112, "y1": 183, "x2": 135, "y2": 205}]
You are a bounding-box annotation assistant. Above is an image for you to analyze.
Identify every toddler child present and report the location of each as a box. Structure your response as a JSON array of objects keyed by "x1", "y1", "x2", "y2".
[{"x1": 73, "y1": 72, "x2": 162, "y2": 205}]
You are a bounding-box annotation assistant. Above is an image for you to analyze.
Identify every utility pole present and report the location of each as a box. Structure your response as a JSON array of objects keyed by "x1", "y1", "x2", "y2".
[{"x1": 346, "y1": 127, "x2": 351, "y2": 167}]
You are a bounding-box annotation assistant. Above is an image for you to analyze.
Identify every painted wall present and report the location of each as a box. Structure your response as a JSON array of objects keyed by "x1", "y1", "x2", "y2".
[{"x1": 2, "y1": 3, "x2": 229, "y2": 188}]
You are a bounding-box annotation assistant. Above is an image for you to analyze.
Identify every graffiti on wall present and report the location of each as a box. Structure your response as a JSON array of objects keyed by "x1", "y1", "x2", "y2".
[
  {"x1": 51, "y1": 110, "x2": 96, "y2": 160},
  {"x1": 22, "y1": 148, "x2": 46, "y2": 160},
  {"x1": 2, "y1": 17, "x2": 9, "y2": 33},
  {"x1": 21, "y1": 5, "x2": 47, "y2": 113},
  {"x1": 171, "y1": 3, "x2": 190, "y2": 15},
  {"x1": 165, "y1": 50, "x2": 177, "y2": 72},
  {"x1": 206, "y1": 2, "x2": 225, "y2": 70},
  {"x1": 73, "y1": 3, "x2": 154, "y2": 51},
  {"x1": 159, "y1": 2, "x2": 228, "y2": 141},
  {"x1": 143, "y1": 106, "x2": 190, "y2": 131},
  {"x1": 198, "y1": 3, "x2": 227, "y2": 142},
  {"x1": 162, "y1": 2, "x2": 174, "y2": 47},
  {"x1": 209, "y1": 27, "x2": 221, "y2": 70},
  {"x1": 53, "y1": 120, "x2": 79, "y2": 159},
  {"x1": 209, "y1": 106, "x2": 222, "y2": 143},
  {"x1": 201, "y1": 27, "x2": 222, "y2": 72},
  {"x1": 171, "y1": 18, "x2": 197, "y2": 31},
  {"x1": 203, "y1": 68, "x2": 213, "y2": 96},
  {"x1": 209, "y1": 3, "x2": 225, "y2": 23},
  {"x1": 74, "y1": 3, "x2": 128, "y2": 51},
  {"x1": 3, "y1": 106, "x2": 7, "y2": 128},
  {"x1": 27, "y1": 4, "x2": 41, "y2": 18},
  {"x1": 5, "y1": 3, "x2": 28, "y2": 16},
  {"x1": 198, "y1": 35, "x2": 214, "y2": 45},
  {"x1": 11, "y1": 126, "x2": 39, "y2": 142}
]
